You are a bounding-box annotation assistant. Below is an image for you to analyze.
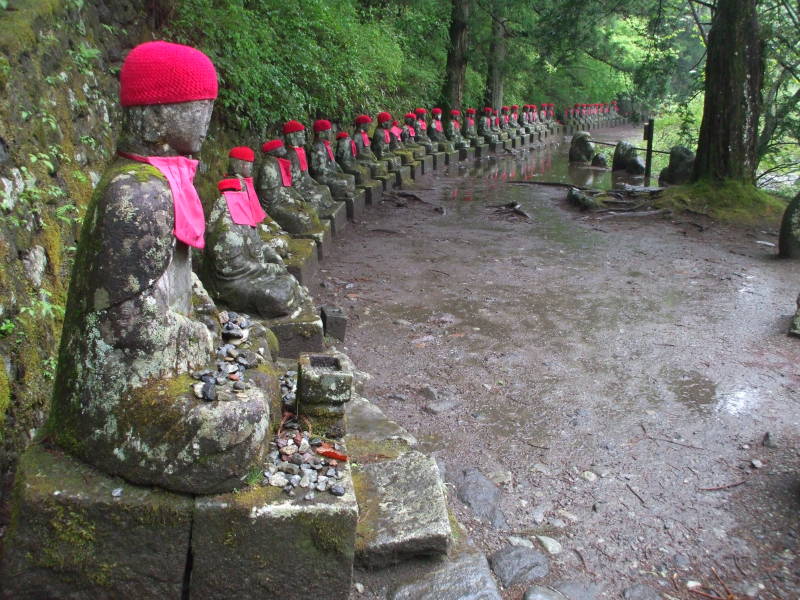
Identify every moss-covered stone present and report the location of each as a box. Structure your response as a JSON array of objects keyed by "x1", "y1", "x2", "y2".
[
  {"x1": 191, "y1": 461, "x2": 358, "y2": 599},
  {"x1": 778, "y1": 191, "x2": 800, "y2": 258},
  {"x1": 0, "y1": 445, "x2": 192, "y2": 599}
]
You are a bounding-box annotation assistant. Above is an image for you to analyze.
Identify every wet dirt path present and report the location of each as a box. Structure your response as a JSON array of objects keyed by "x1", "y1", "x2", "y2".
[{"x1": 317, "y1": 128, "x2": 800, "y2": 599}]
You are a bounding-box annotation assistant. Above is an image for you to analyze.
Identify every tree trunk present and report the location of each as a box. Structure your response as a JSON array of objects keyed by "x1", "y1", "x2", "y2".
[
  {"x1": 441, "y1": 0, "x2": 470, "y2": 112},
  {"x1": 483, "y1": 11, "x2": 506, "y2": 108},
  {"x1": 692, "y1": 0, "x2": 764, "y2": 183}
]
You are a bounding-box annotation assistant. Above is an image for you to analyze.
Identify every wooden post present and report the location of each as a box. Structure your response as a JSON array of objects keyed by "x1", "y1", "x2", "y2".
[{"x1": 644, "y1": 118, "x2": 654, "y2": 186}]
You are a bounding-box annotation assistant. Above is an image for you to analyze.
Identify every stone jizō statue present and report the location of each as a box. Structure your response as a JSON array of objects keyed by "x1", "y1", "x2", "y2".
[
  {"x1": 478, "y1": 106, "x2": 498, "y2": 143},
  {"x1": 371, "y1": 111, "x2": 403, "y2": 170},
  {"x1": 45, "y1": 41, "x2": 270, "y2": 495},
  {"x1": 569, "y1": 131, "x2": 595, "y2": 163},
  {"x1": 428, "y1": 107, "x2": 454, "y2": 152},
  {"x1": 256, "y1": 139, "x2": 323, "y2": 235},
  {"x1": 203, "y1": 153, "x2": 307, "y2": 319},
  {"x1": 283, "y1": 119, "x2": 342, "y2": 223},
  {"x1": 412, "y1": 108, "x2": 435, "y2": 153},
  {"x1": 335, "y1": 130, "x2": 373, "y2": 185},
  {"x1": 445, "y1": 109, "x2": 469, "y2": 149},
  {"x1": 309, "y1": 119, "x2": 357, "y2": 202},
  {"x1": 352, "y1": 114, "x2": 390, "y2": 178},
  {"x1": 463, "y1": 108, "x2": 479, "y2": 145}
]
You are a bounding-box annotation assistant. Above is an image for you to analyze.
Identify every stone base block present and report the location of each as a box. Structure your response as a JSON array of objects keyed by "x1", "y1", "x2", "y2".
[
  {"x1": 502, "y1": 140, "x2": 513, "y2": 152},
  {"x1": 459, "y1": 147, "x2": 475, "y2": 161},
  {"x1": 262, "y1": 299, "x2": 324, "y2": 359},
  {"x1": 295, "y1": 221, "x2": 332, "y2": 262},
  {"x1": 322, "y1": 200, "x2": 348, "y2": 237},
  {"x1": 191, "y1": 465, "x2": 358, "y2": 600},
  {"x1": 285, "y1": 237, "x2": 318, "y2": 286},
  {"x1": 343, "y1": 188, "x2": 365, "y2": 222},
  {"x1": 419, "y1": 154, "x2": 434, "y2": 174},
  {"x1": 374, "y1": 174, "x2": 394, "y2": 191},
  {"x1": 0, "y1": 446, "x2": 193, "y2": 600},
  {"x1": 359, "y1": 180, "x2": 383, "y2": 205},
  {"x1": 431, "y1": 151, "x2": 446, "y2": 169},
  {"x1": 321, "y1": 305, "x2": 347, "y2": 341},
  {"x1": 388, "y1": 550, "x2": 501, "y2": 600},
  {"x1": 354, "y1": 451, "x2": 451, "y2": 568},
  {"x1": 408, "y1": 162, "x2": 421, "y2": 179},
  {"x1": 489, "y1": 141, "x2": 502, "y2": 153},
  {"x1": 445, "y1": 150, "x2": 460, "y2": 165},
  {"x1": 393, "y1": 165, "x2": 412, "y2": 188},
  {"x1": 474, "y1": 144, "x2": 489, "y2": 158}
]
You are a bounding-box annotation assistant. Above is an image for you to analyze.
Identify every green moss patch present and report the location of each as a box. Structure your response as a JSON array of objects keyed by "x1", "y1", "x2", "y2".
[{"x1": 658, "y1": 180, "x2": 787, "y2": 225}]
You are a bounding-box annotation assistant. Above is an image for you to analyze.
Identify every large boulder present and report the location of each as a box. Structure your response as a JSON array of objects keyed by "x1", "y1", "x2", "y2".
[
  {"x1": 612, "y1": 141, "x2": 644, "y2": 174},
  {"x1": 778, "y1": 191, "x2": 800, "y2": 258},
  {"x1": 568, "y1": 132, "x2": 594, "y2": 163},
  {"x1": 659, "y1": 145, "x2": 695, "y2": 185}
]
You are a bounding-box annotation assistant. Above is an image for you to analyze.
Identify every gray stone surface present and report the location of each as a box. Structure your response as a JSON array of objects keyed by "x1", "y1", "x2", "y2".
[
  {"x1": 488, "y1": 545, "x2": 549, "y2": 587},
  {"x1": 623, "y1": 583, "x2": 663, "y2": 600},
  {"x1": 1, "y1": 445, "x2": 192, "y2": 600},
  {"x1": 298, "y1": 351, "x2": 353, "y2": 411},
  {"x1": 524, "y1": 586, "x2": 570, "y2": 600},
  {"x1": 568, "y1": 132, "x2": 594, "y2": 163},
  {"x1": 779, "y1": 191, "x2": 800, "y2": 258},
  {"x1": 345, "y1": 395, "x2": 417, "y2": 446},
  {"x1": 658, "y1": 145, "x2": 694, "y2": 185},
  {"x1": 553, "y1": 580, "x2": 602, "y2": 600},
  {"x1": 321, "y1": 304, "x2": 347, "y2": 340},
  {"x1": 262, "y1": 297, "x2": 324, "y2": 358},
  {"x1": 356, "y1": 450, "x2": 451, "y2": 567},
  {"x1": 191, "y1": 461, "x2": 358, "y2": 599},
  {"x1": 453, "y1": 467, "x2": 507, "y2": 528},
  {"x1": 389, "y1": 551, "x2": 502, "y2": 600}
]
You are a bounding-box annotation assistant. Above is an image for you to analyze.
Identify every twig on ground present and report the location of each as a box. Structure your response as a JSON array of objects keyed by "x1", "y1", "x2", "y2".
[
  {"x1": 625, "y1": 483, "x2": 648, "y2": 506},
  {"x1": 698, "y1": 480, "x2": 746, "y2": 492}
]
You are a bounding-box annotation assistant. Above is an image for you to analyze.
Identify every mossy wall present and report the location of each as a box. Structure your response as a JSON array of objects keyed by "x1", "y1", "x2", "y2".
[{"x1": 0, "y1": 0, "x2": 153, "y2": 494}]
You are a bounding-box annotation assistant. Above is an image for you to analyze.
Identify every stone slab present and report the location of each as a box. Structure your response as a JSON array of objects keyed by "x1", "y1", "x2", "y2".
[
  {"x1": 431, "y1": 152, "x2": 446, "y2": 169},
  {"x1": 295, "y1": 220, "x2": 332, "y2": 262},
  {"x1": 394, "y1": 165, "x2": 413, "y2": 188},
  {"x1": 388, "y1": 551, "x2": 502, "y2": 600},
  {"x1": 355, "y1": 450, "x2": 451, "y2": 568},
  {"x1": 459, "y1": 147, "x2": 475, "y2": 161},
  {"x1": 503, "y1": 140, "x2": 513, "y2": 152},
  {"x1": 420, "y1": 154, "x2": 434, "y2": 174},
  {"x1": 191, "y1": 463, "x2": 358, "y2": 600},
  {"x1": 262, "y1": 299, "x2": 324, "y2": 359},
  {"x1": 409, "y1": 162, "x2": 421, "y2": 179},
  {"x1": 474, "y1": 144, "x2": 489, "y2": 158},
  {"x1": 359, "y1": 180, "x2": 383, "y2": 205},
  {"x1": 489, "y1": 141, "x2": 502, "y2": 153},
  {"x1": 285, "y1": 237, "x2": 318, "y2": 286},
  {"x1": 345, "y1": 396, "x2": 417, "y2": 448},
  {"x1": 323, "y1": 199, "x2": 348, "y2": 237},
  {"x1": 445, "y1": 150, "x2": 460, "y2": 165},
  {"x1": 345, "y1": 188, "x2": 366, "y2": 222},
  {"x1": 1, "y1": 446, "x2": 193, "y2": 600}
]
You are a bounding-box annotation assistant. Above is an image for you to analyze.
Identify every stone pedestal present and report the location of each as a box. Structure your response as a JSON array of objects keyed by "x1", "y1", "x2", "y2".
[
  {"x1": 419, "y1": 154, "x2": 434, "y2": 174},
  {"x1": 344, "y1": 188, "x2": 366, "y2": 222},
  {"x1": 285, "y1": 237, "x2": 318, "y2": 286},
  {"x1": 459, "y1": 147, "x2": 475, "y2": 162},
  {"x1": 1, "y1": 446, "x2": 193, "y2": 600},
  {"x1": 322, "y1": 200, "x2": 348, "y2": 237},
  {"x1": 393, "y1": 165, "x2": 412, "y2": 188},
  {"x1": 489, "y1": 141, "x2": 502, "y2": 153},
  {"x1": 445, "y1": 150, "x2": 460, "y2": 165},
  {"x1": 297, "y1": 352, "x2": 353, "y2": 418},
  {"x1": 191, "y1": 467, "x2": 358, "y2": 600},
  {"x1": 359, "y1": 180, "x2": 383, "y2": 205},
  {"x1": 474, "y1": 144, "x2": 489, "y2": 158},
  {"x1": 261, "y1": 300, "x2": 324, "y2": 358},
  {"x1": 321, "y1": 305, "x2": 347, "y2": 341},
  {"x1": 296, "y1": 221, "x2": 332, "y2": 262},
  {"x1": 431, "y1": 152, "x2": 446, "y2": 169}
]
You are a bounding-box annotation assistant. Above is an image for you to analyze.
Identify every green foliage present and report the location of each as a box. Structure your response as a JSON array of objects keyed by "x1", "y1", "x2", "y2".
[
  {"x1": 167, "y1": 0, "x2": 448, "y2": 131},
  {"x1": 68, "y1": 42, "x2": 101, "y2": 75}
]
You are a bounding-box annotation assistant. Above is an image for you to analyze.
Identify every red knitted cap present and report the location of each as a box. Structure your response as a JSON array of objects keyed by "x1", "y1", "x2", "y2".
[
  {"x1": 218, "y1": 178, "x2": 242, "y2": 192},
  {"x1": 501, "y1": 106, "x2": 509, "y2": 111},
  {"x1": 483, "y1": 107, "x2": 492, "y2": 113},
  {"x1": 336, "y1": 131, "x2": 349, "y2": 139},
  {"x1": 404, "y1": 112, "x2": 416, "y2": 119},
  {"x1": 450, "y1": 109, "x2": 461, "y2": 116},
  {"x1": 262, "y1": 139, "x2": 284, "y2": 153},
  {"x1": 431, "y1": 108, "x2": 442, "y2": 115},
  {"x1": 283, "y1": 120, "x2": 305, "y2": 134},
  {"x1": 511, "y1": 104, "x2": 519, "y2": 110},
  {"x1": 377, "y1": 111, "x2": 392, "y2": 123},
  {"x1": 414, "y1": 108, "x2": 427, "y2": 115},
  {"x1": 313, "y1": 119, "x2": 332, "y2": 132},
  {"x1": 228, "y1": 146, "x2": 255, "y2": 162},
  {"x1": 466, "y1": 108, "x2": 476, "y2": 114},
  {"x1": 531, "y1": 104, "x2": 538, "y2": 109},
  {"x1": 120, "y1": 41, "x2": 218, "y2": 107},
  {"x1": 354, "y1": 114, "x2": 372, "y2": 125},
  {"x1": 392, "y1": 120, "x2": 400, "y2": 126}
]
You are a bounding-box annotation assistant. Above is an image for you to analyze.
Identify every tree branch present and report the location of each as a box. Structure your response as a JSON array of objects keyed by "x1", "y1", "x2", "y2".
[{"x1": 687, "y1": 0, "x2": 708, "y2": 45}]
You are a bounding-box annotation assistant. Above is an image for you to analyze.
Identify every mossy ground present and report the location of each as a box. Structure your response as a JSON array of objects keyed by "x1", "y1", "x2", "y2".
[{"x1": 657, "y1": 180, "x2": 787, "y2": 226}]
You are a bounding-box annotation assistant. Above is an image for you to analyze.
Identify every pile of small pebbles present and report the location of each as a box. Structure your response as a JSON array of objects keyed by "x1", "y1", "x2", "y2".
[
  {"x1": 279, "y1": 371, "x2": 298, "y2": 411},
  {"x1": 189, "y1": 311, "x2": 268, "y2": 401},
  {"x1": 263, "y1": 425, "x2": 346, "y2": 500}
]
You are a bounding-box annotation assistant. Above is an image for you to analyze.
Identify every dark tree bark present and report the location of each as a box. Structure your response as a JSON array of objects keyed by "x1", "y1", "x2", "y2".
[
  {"x1": 483, "y1": 11, "x2": 507, "y2": 108},
  {"x1": 441, "y1": 0, "x2": 470, "y2": 112},
  {"x1": 693, "y1": 0, "x2": 764, "y2": 183}
]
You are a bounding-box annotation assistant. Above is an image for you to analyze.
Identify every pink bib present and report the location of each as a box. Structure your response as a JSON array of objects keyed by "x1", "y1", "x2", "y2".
[
  {"x1": 360, "y1": 131, "x2": 371, "y2": 147},
  {"x1": 118, "y1": 152, "x2": 205, "y2": 249},
  {"x1": 223, "y1": 190, "x2": 258, "y2": 226},
  {"x1": 322, "y1": 140, "x2": 334, "y2": 161},
  {"x1": 243, "y1": 177, "x2": 267, "y2": 224},
  {"x1": 350, "y1": 140, "x2": 357, "y2": 157},
  {"x1": 390, "y1": 125, "x2": 403, "y2": 139},
  {"x1": 277, "y1": 158, "x2": 293, "y2": 187},
  {"x1": 434, "y1": 120, "x2": 443, "y2": 132},
  {"x1": 407, "y1": 126, "x2": 416, "y2": 137},
  {"x1": 383, "y1": 129, "x2": 391, "y2": 144},
  {"x1": 293, "y1": 147, "x2": 309, "y2": 171},
  {"x1": 467, "y1": 118, "x2": 475, "y2": 127},
  {"x1": 418, "y1": 120, "x2": 428, "y2": 131}
]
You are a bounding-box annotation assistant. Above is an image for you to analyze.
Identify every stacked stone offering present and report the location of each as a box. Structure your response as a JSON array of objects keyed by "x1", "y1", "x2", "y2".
[
  {"x1": 264, "y1": 426, "x2": 347, "y2": 500},
  {"x1": 280, "y1": 370, "x2": 298, "y2": 411},
  {"x1": 189, "y1": 311, "x2": 269, "y2": 401}
]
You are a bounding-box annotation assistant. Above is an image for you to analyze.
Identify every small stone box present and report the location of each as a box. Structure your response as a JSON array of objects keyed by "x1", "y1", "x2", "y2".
[
  {"x1": 297, "y1": 352, "x2": 353, "y2": 418},
  {"x1": 1, "y1": 446, "x2": 193, "y2": 600},
  {"x1": 321, "y1": 304, "x2": 347, "y2": 341}
]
